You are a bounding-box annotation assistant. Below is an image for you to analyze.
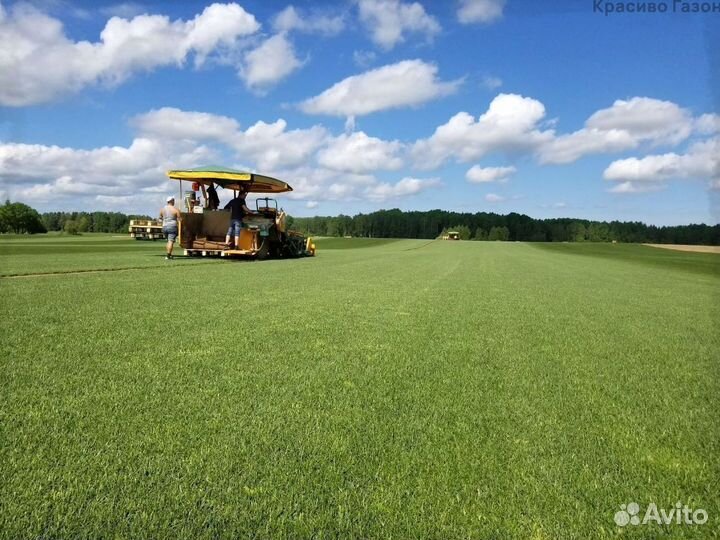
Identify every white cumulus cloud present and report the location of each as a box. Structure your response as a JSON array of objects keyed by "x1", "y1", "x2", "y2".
[
  {"x1": 481, "y1": 75, "x2": 503, "y2": 90},
  {"x1": 466, "y1": 165, "x2": 516, "y2": 183},
  {"x1": 272, "y1": 5, "x2": 344, "y2": 35},
  {"x1": 317, "y1": 132, "x2": 404, "y2": 173},
  {"x1": 412, "y1": 93, "x2": 552, "y2": 168},
  {"x1": 457, "y1": 0, "x2": 506, "y2": 24},
  {"x1": 484, "y1": 193, "x2": 505, "y2": 202},
  {"x1": 586, "y1": 97, "x2": 693, "y2": 144},
  {"x1": 239, "y1": 33, "x2": 304, "y2": 92},
  {"x1": 0, "y1": 2, "x2": 260, "y2": 106},
  {"x1": 234, "y1": 119, "x2": 328, "y2": 170},
  {"x1": 695, "y1": 113, "x2": 720, "y2": 135},
  {"x1": 357, "y1": 0, "x2": 441, "y2": 50},
  {"x1": 0, "y1": 138, "x2": 162, "y2": 182},
  {"x1": 365, "y1": 176, "x2": 440, "y2": 201},
  {"x1": 353, "y1": 49, "x2": 377, "y2": 68},
  {"x1": 133, "y1": 107, "x2": 241, "y2": 142},
  {"x1": 133, "y1": 108, "x2": 328, "y2": 170},
  {"x1": 538, "y1": 128, "x2": 638, "y2": 165},
  {"x1": 603, "y1": 137, "x2": 720, "y2": 183},
  {"x1": 608, "y1": 182, "x2": 666, "y2": 194},
  {"x1": 264, "y1": 165, "x2": 376, "y2": 201},
  {"x1": 539, "y1": 97, "x2": 694, "y2": 164},
  {"x1": 0, "y1": 137, "x2": 218, "y2": 206},
  {"x1": 99, "y1": 3, "x2": 147, "y2": 19},
  {"x1": 0, "y1": 104, "x2": 451, "y2": 211},
  {"x1": 300, "y1": 59, "x2": 461, "y2": 117}
]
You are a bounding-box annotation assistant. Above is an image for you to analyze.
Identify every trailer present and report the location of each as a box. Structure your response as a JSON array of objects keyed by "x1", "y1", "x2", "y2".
[{"x1": 129, "y1": 219, "x2": 164, "y2": 240}]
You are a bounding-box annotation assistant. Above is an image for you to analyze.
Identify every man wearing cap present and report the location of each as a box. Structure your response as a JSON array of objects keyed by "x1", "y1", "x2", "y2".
[{"x1": 160, "y1": 196, "x2": 181, "y2": 259}]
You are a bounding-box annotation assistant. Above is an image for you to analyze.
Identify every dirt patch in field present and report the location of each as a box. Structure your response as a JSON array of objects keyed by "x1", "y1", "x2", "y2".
[{"x1": 644, "y1": 244, "x2": 720, "y2": 254}]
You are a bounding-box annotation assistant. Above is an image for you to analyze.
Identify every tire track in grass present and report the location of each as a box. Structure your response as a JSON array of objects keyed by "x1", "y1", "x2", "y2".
[
  {"x1": 0, "y1": 260, "x2": 220, "y2": 278},
  {"x1": 402, "y1": 239, "x2": 439, "y2": 251}
]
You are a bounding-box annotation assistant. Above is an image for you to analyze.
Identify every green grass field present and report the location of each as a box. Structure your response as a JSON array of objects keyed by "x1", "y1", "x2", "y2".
[{"x1": 1, "y1": 235, "x2": 718, "y2": 538}]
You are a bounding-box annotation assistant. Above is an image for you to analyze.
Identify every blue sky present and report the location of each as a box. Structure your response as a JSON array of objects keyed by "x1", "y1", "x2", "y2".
[{"x1": 0, "y1": 0, "x2": 718, "y2": 224}]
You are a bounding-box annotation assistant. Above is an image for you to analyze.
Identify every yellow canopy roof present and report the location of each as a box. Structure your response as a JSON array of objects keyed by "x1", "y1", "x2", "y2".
[{"x1": 166, "y1": 167, "x2": 292, "y2": 193}]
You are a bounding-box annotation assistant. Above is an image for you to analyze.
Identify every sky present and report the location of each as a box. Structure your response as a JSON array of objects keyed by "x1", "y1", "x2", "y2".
[{"x1": 0, "y1": 0, "x2": 718, "y2": 225}]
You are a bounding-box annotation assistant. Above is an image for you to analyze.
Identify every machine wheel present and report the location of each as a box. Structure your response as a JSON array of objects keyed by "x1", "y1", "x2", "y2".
[
  {"x1": 255, "y1": 239, "x2": 270, "y2": 260},
  {"x1": 281, "y1": 238, "x2": 301, "y2": 258},
  {"x1": 268, "y1": 241, "x2": 282, "y2": 259}
]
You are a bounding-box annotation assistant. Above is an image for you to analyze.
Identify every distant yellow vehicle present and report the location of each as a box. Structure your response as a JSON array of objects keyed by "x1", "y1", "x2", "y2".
[
  {"x1": 166, "y1": 166, "x2": 315, "y2": 259},
  {"x1": 129, "y1": 219, "x2": 164, "y2": 240},
  {"x1": 443, "y1": 231, "x2": 460, "y2": 240}
]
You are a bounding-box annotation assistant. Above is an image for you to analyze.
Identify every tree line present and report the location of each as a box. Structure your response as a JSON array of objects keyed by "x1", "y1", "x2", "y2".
[
  {"x1": 0, "y1": 201, "x2": 47, "y2": 233},
  {"x1": 0, "y1": 202, "x2": 152, "y2": 235},
  {"x1": 41, "y1": 211, "x2": 151, "y2": 234},
  {"x1": 290, "y1": 209, "x2": 720, "y2": 245},
  {"x1": 2, "y1": 201, "x2": 718, "y2": 244}
]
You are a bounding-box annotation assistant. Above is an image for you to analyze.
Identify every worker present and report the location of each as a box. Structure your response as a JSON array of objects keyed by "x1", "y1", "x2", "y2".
[
  {"x1": 207, "y1": 183, "x2": 220, "y2": 210},
  {"x1": 224, "y1": 189, "x2": 253, "y2": 249},
  {"x1": 160, "y1": 196, "x2": 181, "y2": 260}
]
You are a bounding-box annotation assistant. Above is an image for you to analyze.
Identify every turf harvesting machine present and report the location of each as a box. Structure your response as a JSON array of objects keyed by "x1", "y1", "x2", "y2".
[{"x1": 166, "y1": 167, "x2": 315, "y2": 260}]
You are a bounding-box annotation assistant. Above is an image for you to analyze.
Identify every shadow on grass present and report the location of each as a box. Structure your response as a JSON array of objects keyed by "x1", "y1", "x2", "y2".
[{"x1": 529, "y1": 242, "x2": 720, "y2": 277}]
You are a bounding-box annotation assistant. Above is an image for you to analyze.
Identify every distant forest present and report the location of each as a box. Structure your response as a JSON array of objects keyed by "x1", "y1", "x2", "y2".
[
  {"x1": 40, "y1": 211, "x2": 152, "y2": 234},
  {"x1": 0, "y1": 203, "x2": 152, "y2": 235},
  {"x1": 32, "y1": 209, "x2": 720, "y2": 244},
  {"x1": 290, "y1": 209, "x2": 720, "y2": 245},
  {"x1": 1, "y1": 203, "x2": 718, "y2": 245}
]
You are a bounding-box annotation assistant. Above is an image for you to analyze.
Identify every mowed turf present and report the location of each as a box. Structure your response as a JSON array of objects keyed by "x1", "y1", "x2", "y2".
[
  {"x1": 0, "y1": 234, "x2": 217, "y2": 277},
  {"x1": 1, "y1": 236, "x2": 718, "y2": 538}
]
